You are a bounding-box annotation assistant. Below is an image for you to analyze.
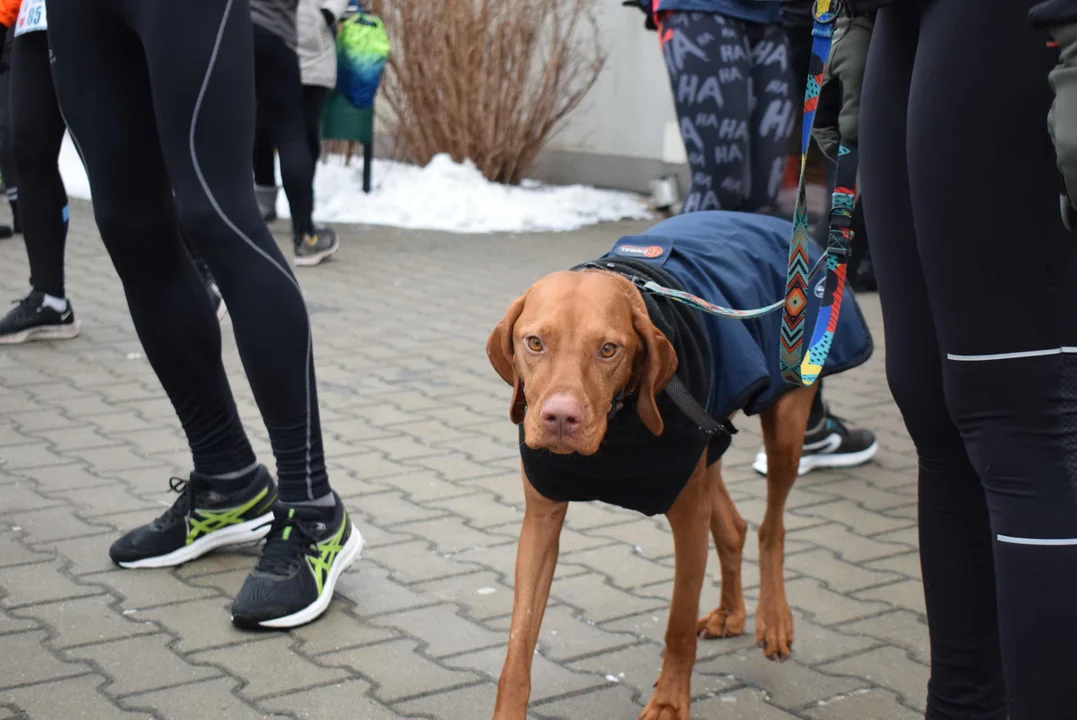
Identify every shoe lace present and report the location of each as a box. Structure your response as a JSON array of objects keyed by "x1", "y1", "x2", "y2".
[
  {"x1": 256, "y1": 513, "x2": 322, "y2": 576},
  {"x1": 5, "y1": 294, "x2": 39, "y2": 322},
  {"x1": 151, "y1": 476, "x2": 198, "y2": 530}
]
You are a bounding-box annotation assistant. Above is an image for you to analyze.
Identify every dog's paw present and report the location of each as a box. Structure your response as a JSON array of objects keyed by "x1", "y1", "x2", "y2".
[
  {"x1": 697, "y1": 605, "x2": 746, "y2": 639},
  {"x1": 638, "y1": 697, "x2": 690, "y2": 720},
  {"x1": 754, "y1": 601, "x2": 794, "y2": 661}
]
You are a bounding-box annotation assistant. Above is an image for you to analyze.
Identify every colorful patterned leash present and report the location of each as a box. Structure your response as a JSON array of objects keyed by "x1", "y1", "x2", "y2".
[
  {"x1": 579, "y1": 255, "x2": 830, "y2": 321},
  {"x1": 780, "y1": 0, "x2": 860, "y2": 387}
]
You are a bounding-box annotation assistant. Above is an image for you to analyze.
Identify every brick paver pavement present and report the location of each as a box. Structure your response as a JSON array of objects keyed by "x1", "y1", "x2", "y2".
[{"x1": 0, "y1": 200, "x2": 926, "y2": 719}]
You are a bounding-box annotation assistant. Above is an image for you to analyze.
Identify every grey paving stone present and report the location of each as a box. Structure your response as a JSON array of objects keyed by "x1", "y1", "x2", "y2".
[
  {"x1": 547, "y1": 571, "x2": 667, "y2": 624},
  {"x1": 0, "y1": 674, "x2": 145, "y2": 719},
  {"x1": 819, "y1": 646, "x2": 929, "y2": 713},
  {"x1": 133, "y1": 597, "x2": 260, "y2": 654},
  {"x1": 257, "y1": 678, "x2": 404, "y2": 720},
  {"x1": 333, "y1": 566, "x2": 440, "y2": 617},
  {"x1": 191, "y1": 635, "x2": 351, "y2": 700},
  {"x1": 688, "y1": 688, "x2": 802, "y2": 719},
  {"x1": 290, "y1": 600, "x2": 400, "y2": 656},
  {"x1": 371, "y1": 604, "x2": 504, "y2": 659},
  {"x1": 413, "y1": 570, "x2": 515, "y2": 621},
  {"x1": 323, "y1": 638, "x2": 480, "y2": 703},
  {"x1": 0, "y1": 480, "x2": 65, "y2": 514},
  {"x1": 530, "y1": 683, "x2": 643, "y2": 720},
  {"x1": 81, "y1": 569, "x2": 219, "y2": 610},
  {"x1": 855, "y1": 579, "x2": 927, "y2": 615},
  {"x1": 804, "y1": 687, "x2": 922, "y2": 719},
  {"x1": 122, "y1": 676, "x2": 286, "y2": 720},
  {"x1": 0, "y1": 532, "x2": 53, "y2": 568},
  {"x1": 375, "y1": 539, "x2": 491, "y2": 586},
  {"x1": 784, "y1": 547, "x2": 902, "y2": 594},
  {"x1": 10, "y1": 594, "x2": 157, "y2": 649},
  {"x1": 695, "y1": 651, "x2": 866, "y2": 711},
  {"x1": 9, "y1": 506, "x2": 110, "y2": 545},
  {"x1": 560, "y1": 543, "x2": 675, "y2": 591},
  {"x1": 0, "y1": 630, "x2": 92, "y2": 690},
  {"x1": 837, "y1": 610, "x2": 930, "y2": 665},
  {"x1": 65, "y1": 633, "x2": 221, "y2": 698},
  {"x1": 0, "y1": 606, "x2": 39, "y2": 635},
  {"x1": 352, "y1": 490, "x2": 446, "y2": 526},
  {"x1": 0, "y1": 560, "x2": 104, "y2": 609},
  {"x1": 395, "y1": 681, "x2": 505, "y2": 720}
]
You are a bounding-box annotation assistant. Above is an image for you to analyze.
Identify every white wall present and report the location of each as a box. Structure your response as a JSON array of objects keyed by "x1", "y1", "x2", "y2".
[{"x1": 545, "y1": 7, "x2": 687, "y2": 166}]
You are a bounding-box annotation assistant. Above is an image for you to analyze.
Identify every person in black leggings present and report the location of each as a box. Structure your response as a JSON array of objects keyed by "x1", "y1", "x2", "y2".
[
  {"x1": 859, "y1": 0, "x2": 1077, "y2": 716},
  {"x1": 43, "y1": 0, "x2": 364, "y2": 629},
  {"x1": 249, "y1": 0, "x2": 339, "y2": 267},
  {"x1": 0, "y1": 7, "x2": 224, "y2": 342},
  {"x1": 0, "y1": 17, "x2": 77, "y2": 344}
]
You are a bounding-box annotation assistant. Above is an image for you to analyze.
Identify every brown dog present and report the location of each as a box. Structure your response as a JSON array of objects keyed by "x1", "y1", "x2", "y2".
[{"x1": 486, "y1": 268, "x2": 818, "y2": 720}]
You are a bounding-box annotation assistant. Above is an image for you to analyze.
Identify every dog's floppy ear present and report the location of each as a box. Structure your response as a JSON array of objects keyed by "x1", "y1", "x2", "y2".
[
  {"x1": 486, "y1": 294, "x2": 527, "y2": 424},
  {"x1": 630, "y1": 299, "x2": 678, "y2": 436}
]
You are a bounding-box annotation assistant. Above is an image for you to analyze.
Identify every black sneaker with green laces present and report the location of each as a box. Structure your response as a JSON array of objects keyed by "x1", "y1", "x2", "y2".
[
  {"x1": 109, "y1": 466, "x2": 278, "y2": 568},
  {"x1": 231, "y1": 493, "x2": 364, "y2": 629}
]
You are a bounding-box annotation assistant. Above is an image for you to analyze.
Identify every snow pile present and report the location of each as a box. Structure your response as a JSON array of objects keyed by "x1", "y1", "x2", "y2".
[{"x1": 58, "y1": 134, "x2": 651, "y2": 234}]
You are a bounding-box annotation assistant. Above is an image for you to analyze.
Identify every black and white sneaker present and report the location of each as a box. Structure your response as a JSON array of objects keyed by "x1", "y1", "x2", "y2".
[
  {"x1": 231, "y1": 493, "x2": 363, "y2": 629},
  {"x1": 752, "y1": 410, "x2": 878, "y2": 476},
  {"x1": 294, "y1": 227, "x2": 340, "y2": 267},
  {"x1": 0, "y1": 291, "x2": 80, "y2": 344},
  {"x1": 109, "y1": 466, "x2": 278, "y2": 569}
]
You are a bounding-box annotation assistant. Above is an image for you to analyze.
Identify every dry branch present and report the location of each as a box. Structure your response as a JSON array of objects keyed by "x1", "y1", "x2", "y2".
[{"x1": 369, "y1": 0, "x2": 606, "y2": 185}]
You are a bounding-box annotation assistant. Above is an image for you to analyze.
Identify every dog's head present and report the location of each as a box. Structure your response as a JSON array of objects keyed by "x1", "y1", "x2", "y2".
[{"x1": 486, "y1": 270, "x2": 678, "y2": 455}]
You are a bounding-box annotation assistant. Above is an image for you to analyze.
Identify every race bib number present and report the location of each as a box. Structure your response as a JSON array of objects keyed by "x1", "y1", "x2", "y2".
[{"x1": 15, "y1": 0, "x2": 47, "y2": 36}]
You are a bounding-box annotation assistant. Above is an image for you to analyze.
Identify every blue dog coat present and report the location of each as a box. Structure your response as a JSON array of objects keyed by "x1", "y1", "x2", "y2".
[{"x1": 518, "y1": 210, "x2": 873, "y2": 515}]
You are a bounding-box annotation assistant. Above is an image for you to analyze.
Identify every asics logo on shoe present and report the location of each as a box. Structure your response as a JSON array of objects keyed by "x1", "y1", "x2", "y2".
[
  {"x1": 305, "y1": 516, "x2": 347, "y2": 595},
  {"x1": 185, "y1": 487, "x2": 272, "y2": 544}
]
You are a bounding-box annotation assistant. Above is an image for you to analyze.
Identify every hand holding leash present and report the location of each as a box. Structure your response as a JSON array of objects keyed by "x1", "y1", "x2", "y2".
[{"x1": 811, "y1": 15, "x2": 873, "y2": 162}]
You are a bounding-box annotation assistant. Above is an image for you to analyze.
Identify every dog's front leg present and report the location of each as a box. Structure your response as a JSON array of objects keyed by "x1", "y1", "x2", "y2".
[
  {"x1": 493, "y1": 473, "x2": 567, "y2": 720},
  {"x1": 755, "y1": 385, "x2": 816, "y2": 661},
  {"x1": 640, "y1": 457, "x2": 710, "y2": 720}
]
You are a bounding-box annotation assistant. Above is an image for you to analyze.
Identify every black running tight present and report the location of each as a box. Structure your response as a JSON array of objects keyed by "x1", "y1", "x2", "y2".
[
  {"x1": 860, "y1": 1, "x2": 1077, "y2": 717},
  {"x1": 45, "y1": 0, "x2": 330, "y2": 502},
  {"x1": 11, "y1": 29, "x2": 67, "y2": 298}
]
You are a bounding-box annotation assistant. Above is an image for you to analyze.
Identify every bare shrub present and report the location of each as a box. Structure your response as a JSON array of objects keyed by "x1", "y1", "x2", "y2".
[{"x1": 369, "y1": 0, "x2": 606, "y2": 185}]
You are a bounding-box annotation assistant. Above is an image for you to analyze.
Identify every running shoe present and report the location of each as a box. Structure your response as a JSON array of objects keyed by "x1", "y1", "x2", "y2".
[
  {"x1": 294, "y1": 227, "x2": 340, "y2": 267},
  {"x1": 231, "y1": 493, "x2": 363, "y2": 629},
  {"x1": 0, "y1": 291, "x2": 79, "y2": 344},
  {"x1": 109, "y1": 466, "x2": 278, "y2": 568},
  {"x1": 752, "y1": 409, "x2": 878, "y2": 476}
]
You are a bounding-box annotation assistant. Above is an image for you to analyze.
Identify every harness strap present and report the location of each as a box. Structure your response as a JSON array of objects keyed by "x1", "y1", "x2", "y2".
[
  {"x1": 663, "y1": 374, "x2": 735, "y2": 437},
  {"x1": 779, "y1": 0, "x2": 860, "y2": 386}
]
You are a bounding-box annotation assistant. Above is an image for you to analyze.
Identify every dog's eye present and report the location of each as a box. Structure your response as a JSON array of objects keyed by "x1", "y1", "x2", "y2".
[
  {"x1": 525, "y1": 336, "x2": 543, "y2": 353},
  {"x1": 599, "y1": 343, "x2": 618, "y2": 359}
]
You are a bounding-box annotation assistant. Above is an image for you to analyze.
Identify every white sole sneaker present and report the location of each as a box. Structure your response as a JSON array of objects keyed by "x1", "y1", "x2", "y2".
[
  {"x1": 255, "y1": 524, "x2": 365, "y2": 629},
  {"x1": 751, "y1": 440, "x2": 879, "y2": 477},
  {"x1": 117, "y1": 512, "x2": 274, "y2": 569},
  {"x1": 293, "y1": 239, "x2": 341, "y2": 267},
  {"x1": 0, "y1": 320, "x2": 80, "y2": 345}
]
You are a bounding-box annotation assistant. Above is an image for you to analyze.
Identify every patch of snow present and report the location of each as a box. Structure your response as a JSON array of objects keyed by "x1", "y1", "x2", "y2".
[{"x1": 59, "y1": 134, "x2": 651, "y2": 234}]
